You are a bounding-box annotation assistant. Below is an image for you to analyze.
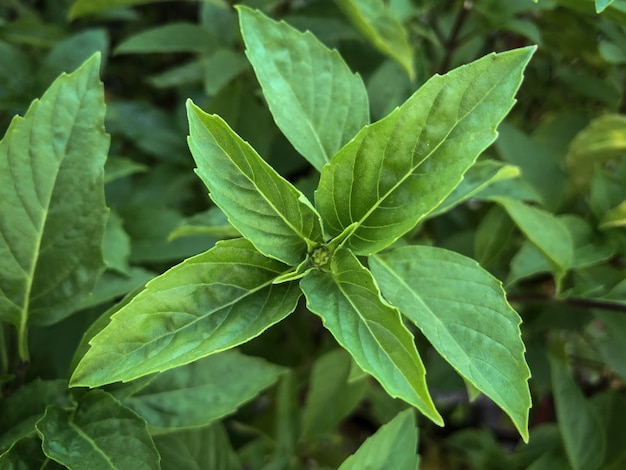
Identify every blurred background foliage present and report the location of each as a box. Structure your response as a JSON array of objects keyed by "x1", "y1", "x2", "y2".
[{"x1": 2, "y1": 0, "x2": 626, "y2": 468}]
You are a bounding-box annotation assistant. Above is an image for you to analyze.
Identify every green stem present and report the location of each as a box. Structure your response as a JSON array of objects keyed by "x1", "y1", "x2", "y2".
[
  {"x1": 17, "y1": 321, "x2": 30, "y2": 363},
  {"x1": 438, "y1": 0, "x2": 473, "y2": 74}
]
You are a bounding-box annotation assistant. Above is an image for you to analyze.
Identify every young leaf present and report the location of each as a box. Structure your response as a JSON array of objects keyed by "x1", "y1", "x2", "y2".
[
  {"x1": 187, "y1": 100, "x2": 324, "y2": 265},
  {"x1": 0, "y1": 54, "x2": 108, "y2": 356},
  {"x1": 155, "y1": 424, "x2": 241, "y2": 470},
  {"x1": 70, "y1": 238, "x2": 301, "y2": 387},
  {"x1": 300, "y1": 249, "x2": 442, "y2": 425},
  {"x1": 121, "y1": 350, "x2": 285, "y2": 431},
  {"x1": 36, "y1": 390, "x2": 159, "y2": 470},
  {"x1": 369, "y1": 246, "x2": 531, "y2": 442},
  {"x1": 550, "y1": 354, "x2": 606, "y2": 470},
  {"x1": 315, "y1": 47, "x2": 535, "y2": 256},
  {"x1": 238, "y1": 6, "x2": 369, "y2": 171},
  {"x1": 338, "y1": 409, "x2": 419, "y2": 470},
  {"x1": 336, "y1": 0, "x2": 415, "y2": 80},
  {"x1": 492, "y1": 197, "x2": 573, "y2": 282}
]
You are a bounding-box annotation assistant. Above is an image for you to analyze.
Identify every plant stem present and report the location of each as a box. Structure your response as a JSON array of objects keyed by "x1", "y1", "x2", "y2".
[
  {"x1": 507, "y1": 293, "x2": 626, "y2": 314},
  {"x1": 438, "y1": 0, "x2": 473, "y2": 73}
]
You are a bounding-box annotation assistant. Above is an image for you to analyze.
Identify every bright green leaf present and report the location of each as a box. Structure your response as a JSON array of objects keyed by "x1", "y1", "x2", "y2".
[
  {"x1": 155, "y1": 424, "x2": 241, "y2": 470},
  {"x1": 370, "y1": 246, "x2": 531, "y2": 442},
  {"x1": 238, "y1": 6, "x2": 369, "y2": 171},
  {"x1": 550, "y1": 354, "x2": 606, "y2": 470},
  {"x1": 0, "y1": 54, "x2": 109, "y2": 358},
  {"x1": 338, "y1": 409, "x2": 419, "y2": 470},
  {"x1": 301, "y1": 348, "x2": 367, "y2": 440},
  {"x1": 300, "y1": 249, "x2": 442, "y2": 425},
  {"x1": 122, "y1": 350, "x2": 285, "y2": 431},
  {"x1": 70, "y1": 238, "x2": 301, "y2": 387},
  {"x1": 187, "y1": 100, "x2": 324, "y2": 265},
  {"x1": 597, "y1": 0, "x2": 615, "y2": 13},
  {"x1": 335, "y1": 0, "x2": 415, "y2": 79},
  {"x1": 316, "y1": 47, "x2": 535, "y2": 255},
  {"x1": 600, "y1": 200, "x2": 626, "y2": 228},
  {"x1": 493, "y1": 197, "x2": 573, "y2": 282},
  {"x1": 36, "y1": 390, "x2": 159, "y2": 470}
]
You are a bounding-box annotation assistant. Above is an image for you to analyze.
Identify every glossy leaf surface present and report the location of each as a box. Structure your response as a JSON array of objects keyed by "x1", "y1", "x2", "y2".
[
  {"x1": 238, "y1": 6, "x2": 369, "y2": 171},
  {"x1": 338, "y1": 409, "x2": 419, "y2": 470},
  {"x1": 0, "y1": 54, "x2": 108, "y2": 333},
  {"x1": 187, "y1": 101, "x2": 323, "y2": 265},
  {"x1": 36, "y1": 390, "x2": 159, "y2": 470},
  {"x1": 370, "y1": 246, "x2": 531, "y2": 441},
  {"x1": 71, "y1": 238, "x2": 301, "y2": 387},
  {"x1": 122, "y1": 350, "x2": 285, "y2": 430},
  {"x1": 300, "y1": 249, "x2": 442, "y2": 425},
  {"x1": 316, "y1": 47, "x2": 535, "y2": 255}
]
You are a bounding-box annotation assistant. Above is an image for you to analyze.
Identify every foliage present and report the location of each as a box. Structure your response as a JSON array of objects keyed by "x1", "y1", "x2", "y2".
[{"x1": 1, "y1": 0, "x2": 626, "y2": 468}]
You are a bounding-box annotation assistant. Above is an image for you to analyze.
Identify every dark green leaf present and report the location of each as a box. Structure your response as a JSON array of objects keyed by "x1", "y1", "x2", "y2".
[
  {"x1": 187, "y1": 101, "x2": 324, "y2": 265},
  {"x1": 71, "y1": 238, "x2": 301, "y2": 387},
  {"x1": 114, "y1": 23, "x2": 216, "y2": 55},
  {"x1": 300, "y1": 249, "x2": 442, "y2": 425},
  {"x1": 122, "y1": 350, "x2": 285, "y2": 431},
  {"x1": 36, "y1": 390, "x2": 159, "y2": 470},
  {"x1": 370, "y1": 246, "x2": 531, "y2": 441},
  {"x1": 155, "y1": 424, "x2": 241, "y2": 470},
  {"x1": 238, "y1": 6, "x2": 369, "y2": 171},
  {"x1": 315, "y1": 47, "x2": 535, "y2": 255}
]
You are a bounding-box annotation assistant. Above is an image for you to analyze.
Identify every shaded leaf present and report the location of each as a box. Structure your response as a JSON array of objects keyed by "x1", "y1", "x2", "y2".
[
  {"x1": 300, "y1": 249, "x2": 442, "y2": 425},
  {"x1": 36, "y1": 390, "x2": 159, "y2": 470},
  {"x1": 0, "y1": 436, "x2": 64, "y2": 470},
  {"x1": 0, "y1": 54, "x2": 108, "y2": 338},
  {"x1": 114, "y1": 23, "x2": 216, "y2": 55},
  {"x1": 0, "y1": 380, "x2": 71, "y2": 453},
  {"x1": 370, "y1": 246, "x2": 531, "y2": 441},
  {"x1": 122, "y1": 350, "x2": 285, "y2": 431},
  {"x1": 600, "y1": 200, "x2": 626, "y2": 229},
  {"x1": 338, "y1": 409, "x2": 419, "y2": 470},
  {"x1": 336, "y1": 0, "x2": 414, "y2": 79},
  {"x1": 155, "y1": 424, "x2": 241, "y2": 470},
  {"x1": 315, "y1": 47, "x2": 535, "y2": 255},
  {"x1": 301, "y1": 348, "x2": 367, "y2": 440},
  {"x1": 187, "y1": 101, "x2": 324, "y2": 265},
  {"x1": 238, "y1": 6, "x2": 369, "y2": 171},
  {"x1": 550, "y1": 354, "x2": 606, "y2": 470},
  {"x1": 71, "y1": 238, "x2": 301, "y2": 387}
]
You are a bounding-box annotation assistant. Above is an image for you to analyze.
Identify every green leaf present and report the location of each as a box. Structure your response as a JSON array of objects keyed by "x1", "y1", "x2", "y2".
[
  {"x1": 474, "y1": 204, "x2": 515, "y2": 267},
  {"x1": 0, "y1": 380, "x2": 71, "y2": 453},
  {"x1": 187, "y1": 100, "x2": 324, "y2": 265},
  {"x1": 565, "y1": 114, "x2": 626, "y2": 189},
  {"x1": 0, "y1": 436, "x2": 64, "y2": 470},
  {"x1": 335, "y1": 0, "x2": 415, "y2": 80},
  {"x1": 238, "y1": 7, "x2": 369, "y2": 172},
  {"x1": 369, "y1": 246, "x2": 531, "y2": 442},
  {"x1": 103, "y1": 211, "x2": 131, "y2": 275},
  {"x1": 428, "y1": 160, "x2": 521, "y2": 218},
  {"x1": 70, "y1": 238, "x2": 301, "y2": 387},
  {"x1": 69, "y1": 0, "x2": 197, "y2": 19},
  {"x1": 597, "y1": 0, "x2": 615, "y2": 13},
  {"x1": 600, "y1": 200, "x2": 626, "y2": 228},
  {"x1": 300, "y1": 249, "x2": 442, "y2": 425},
  {"x1": 155, "y1": 424, "x2": 241, "y2": 470},
  {"x1": 338, "y1": 409, "x2": 419, "y2": 470},
  {"x1": 550, "y1": 354, "x2": 606, "y2": 470},
  {"x1": 315, "y1": 47, "x2": 535, "y2": 255},
  {"x1": 0, "y1": 54, "x2": 108, "y2": 356},
  {"x1": 301, "y1": 348, "x2": 367, "y2": 440},
  {"x1": 122, "y1": 350, "x2": 285, "y2": 431},
  {"x1": 114, "y1": 23, "x2": 216, "y2": 55},
  {"x1": 104, "y1": 157, "x2": 148, "y2": 184},
  {"x1": 493, "y1": 198, "x2": 573, "y2": 283},
  {"x1": 36, "y1": 390, "x2": 159, "y2": 470}
]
